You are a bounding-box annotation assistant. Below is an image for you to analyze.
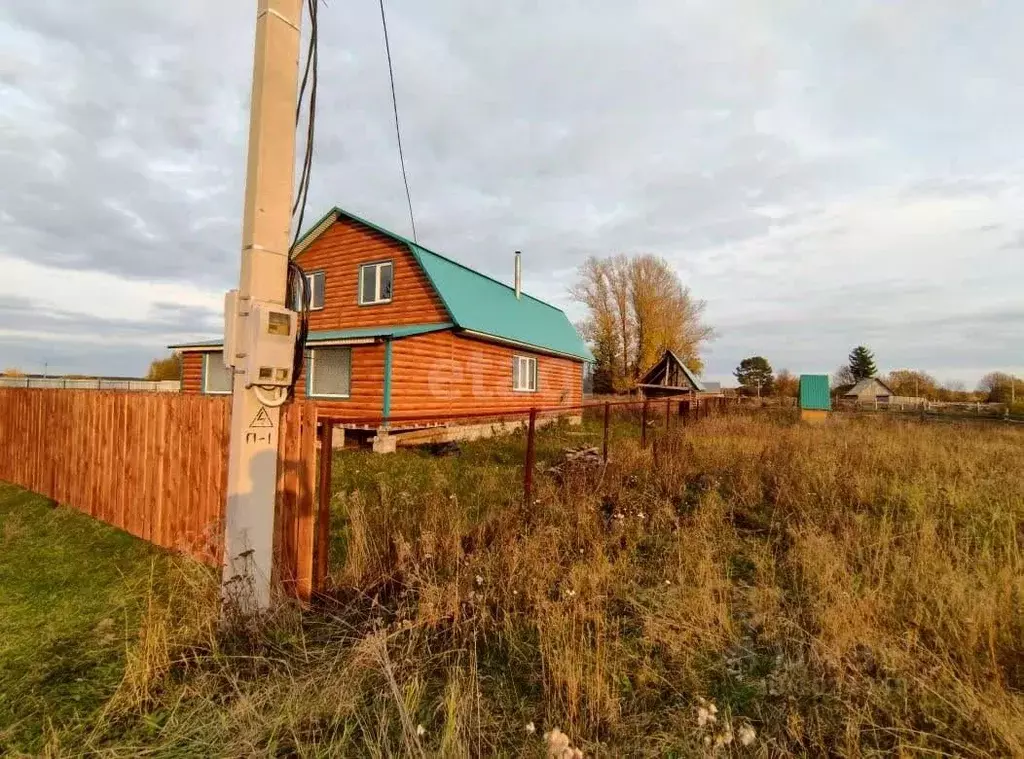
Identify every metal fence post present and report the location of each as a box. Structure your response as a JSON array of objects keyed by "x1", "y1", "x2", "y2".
[
  {"x1": 313, "y1": 420, "x2": 334, "y2": 596},
  {"x1": 602, "y1": 402, "x2": 610, "y2": 463},
  {"x1": 640, "y1": 399, "x2": 648, "y2": 448},
  {"x1": 524, "y1": 408, "x2": 537, "y2": 504}
]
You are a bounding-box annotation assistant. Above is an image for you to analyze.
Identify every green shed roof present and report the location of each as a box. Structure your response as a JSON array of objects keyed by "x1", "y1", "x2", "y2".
[
  {"x1": 294, "y1": 207, "x2": 594, "y2": 362},
  {"x1": 799, "y1": 374, "x2": 832, "y2": 410}
]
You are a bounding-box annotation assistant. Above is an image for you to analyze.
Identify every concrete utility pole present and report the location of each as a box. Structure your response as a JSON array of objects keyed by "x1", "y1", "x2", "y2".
[{"x1": 222, "y1": 0, "x2": 304, "y2": 613}]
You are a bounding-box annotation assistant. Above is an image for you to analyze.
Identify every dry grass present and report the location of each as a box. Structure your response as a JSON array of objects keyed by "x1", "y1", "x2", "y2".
[{"x1": 24, "y1": 413, "x2": 1024, "y2": 755}]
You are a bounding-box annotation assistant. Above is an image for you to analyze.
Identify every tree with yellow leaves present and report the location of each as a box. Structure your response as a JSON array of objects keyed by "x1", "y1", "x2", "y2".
[
  {"x1": 145, "y1": 352, "x2": 182, "y2": 381},
  {"x1": 571, "y1": 254, "x2": 712, "y2": 393}
]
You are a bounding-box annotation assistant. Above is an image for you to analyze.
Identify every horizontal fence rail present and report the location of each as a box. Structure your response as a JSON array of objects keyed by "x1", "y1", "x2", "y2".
[
  {"x1": 0, "y1": 389, "x2": 318, "y2": 601},
  {"x1": 0, "y1": 377, "x2": 181, "y2": 392},
  {"x1": 316, "y1": 391, "x2": 725, "y2": 428}
]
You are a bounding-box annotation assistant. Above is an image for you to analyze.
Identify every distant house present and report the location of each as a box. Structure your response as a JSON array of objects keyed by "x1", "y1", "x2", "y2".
[
  {"x1": 637, "y1": 350, "x2": 705, "y2": 398},
  {"x1": 842, "y1": 378, "x2": 894, "y2": 404},
  {"x1": 171, "y1": 207, "x2": 593, "y2": 441}
]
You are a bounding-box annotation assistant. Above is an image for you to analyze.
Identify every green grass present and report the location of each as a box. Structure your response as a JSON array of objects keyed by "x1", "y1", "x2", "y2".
[{"x1": 0, "y1": 485, "x2": 170, "y2": 754}]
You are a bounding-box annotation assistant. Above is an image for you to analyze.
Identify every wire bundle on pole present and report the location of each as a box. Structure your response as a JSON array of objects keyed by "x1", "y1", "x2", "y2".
[{"x1": 285, "y1": 0, "x2": 320, "y2": 401}]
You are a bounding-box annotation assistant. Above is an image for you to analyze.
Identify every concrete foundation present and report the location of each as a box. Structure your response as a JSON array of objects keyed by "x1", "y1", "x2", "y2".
[
  {"x1": 386, "y1": 413, "x2": 583, "y2": 449},
  {"x1": 371, "y1": 432, "x2": 398, "y2": 454}
]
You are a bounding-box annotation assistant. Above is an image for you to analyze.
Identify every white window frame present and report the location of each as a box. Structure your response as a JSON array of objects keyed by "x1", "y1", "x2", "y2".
[
  {"x1": 203, "y1": 351, "x2": 233, "y2": 395},
  {"x1": 305, "y1": 270, "x2": 325, "y2": 310},
  {"x1": 358, "y1": 260, "x2": 394, "y2": 305},
  {"x1": 307, "y1": 347, "x2": 352, "y2": 399},
  {"x1": 512, "y1": 354, "x2": 538, "y2": 392}
]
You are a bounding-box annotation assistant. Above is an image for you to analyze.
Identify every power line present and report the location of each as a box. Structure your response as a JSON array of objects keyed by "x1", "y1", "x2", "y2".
[
  {"x1": 291, "y1": 0, "x2": 319, "y2": 249},
  {"x1": 378, "y1": 0, "x2": 417, "y2": 242}
]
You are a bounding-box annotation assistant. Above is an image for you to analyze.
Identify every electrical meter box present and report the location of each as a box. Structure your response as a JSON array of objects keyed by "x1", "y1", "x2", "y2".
[
  {"x1": 222, "y1": 290, "x2": 298, "y2": 387},
  {"x1": 244, "y1": 301, "x2": 298, "y2": 387}
]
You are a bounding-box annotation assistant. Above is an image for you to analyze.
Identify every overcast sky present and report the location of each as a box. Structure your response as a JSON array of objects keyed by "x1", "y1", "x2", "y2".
[{"x1": 1, "y1": 1, "x2": 1021, "y2": 386}]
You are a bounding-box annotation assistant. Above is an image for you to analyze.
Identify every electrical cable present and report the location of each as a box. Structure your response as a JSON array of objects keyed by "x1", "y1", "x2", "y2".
[
  {"x1": 286, "y1": 259, "x2": 311, "y2": 400},
  {"x1": 291, "y1": 0, "x2": 319, "y2": 246},
  {"x1": 254, "y1": 385, "x2": 290, "y2": 408},
  {"x1": 377, "y1": 0, "x2": 417, "y2": 242},
  {"x1": 280, "y1": 0, "x2": 318, "y2": 403}
]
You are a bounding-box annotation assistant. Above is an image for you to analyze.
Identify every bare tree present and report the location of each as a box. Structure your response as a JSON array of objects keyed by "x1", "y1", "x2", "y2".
[{"x1": 571, "y1": 254, "x2": 713, "y2": 392}]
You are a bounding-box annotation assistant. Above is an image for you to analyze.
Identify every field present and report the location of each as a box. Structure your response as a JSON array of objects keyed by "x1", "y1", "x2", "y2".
[{"x1": 1, "y1": 411, "x2": 1022, "y2": 756}]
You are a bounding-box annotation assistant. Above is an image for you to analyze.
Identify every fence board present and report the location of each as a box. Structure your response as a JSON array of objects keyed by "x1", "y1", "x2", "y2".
[{"x1": 0, "y1": 389, "x2": 317, "y2": 601}]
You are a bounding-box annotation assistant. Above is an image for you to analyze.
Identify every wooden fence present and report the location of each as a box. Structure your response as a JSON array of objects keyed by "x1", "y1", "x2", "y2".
[{"x1": 0, "y1": 389, "x2": 319, "y2": 601}]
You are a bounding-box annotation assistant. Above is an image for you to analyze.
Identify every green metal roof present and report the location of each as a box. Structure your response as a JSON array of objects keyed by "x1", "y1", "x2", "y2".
[
  {"x1": 308, "y1": 322, "x2": 452, "y2": 342},
  {"x1": 799, "y1": 374, "x2": 831, "y2": 410},
  {"x1": 295, "y1": 207, "x2": 594, "y2": 362},
  {"x1": 170, "y1": 322, "x2": 451, "y2": 351}
]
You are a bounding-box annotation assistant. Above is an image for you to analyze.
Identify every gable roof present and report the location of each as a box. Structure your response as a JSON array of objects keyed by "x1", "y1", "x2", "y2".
[
  {"x1": 293, "y1": 207, "x2": 594, "y2": 362},
  {"x1": 638, "y1": 349, "x2": 705, "y2": 392},
  {"x1": 843, "y1": 377, "x2": 894, "y2": 396}
]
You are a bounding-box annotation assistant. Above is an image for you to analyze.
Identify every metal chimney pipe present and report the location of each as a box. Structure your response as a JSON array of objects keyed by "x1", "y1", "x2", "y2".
[{"x1": 514, "y1": 250, "x2": 522, "y2": 299}]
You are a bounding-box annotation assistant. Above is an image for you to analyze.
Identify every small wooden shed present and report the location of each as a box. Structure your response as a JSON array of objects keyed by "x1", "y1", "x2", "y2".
[
  {"x1": 637, "y1": 350, "x2": 705, "y2": 398},
  {"x1": 799, "y1": 374, "x2": 831, "y2": 422}
]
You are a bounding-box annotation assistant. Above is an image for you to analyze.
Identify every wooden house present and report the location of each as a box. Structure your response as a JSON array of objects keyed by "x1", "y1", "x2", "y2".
[
  {"x1": 172, "y1": 207, "x2": 593, "y2": 447},
  {"x1": 842, "y1": 378, "x2": 894, "y2": 404},
  {"x1": 637, "y1": 350, "x2": 705, "y2": 398}
]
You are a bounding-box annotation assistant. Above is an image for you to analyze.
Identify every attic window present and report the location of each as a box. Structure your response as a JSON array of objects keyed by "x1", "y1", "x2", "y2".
[
  {"x1": 291, "y1": 271, "x2": 325, "y2": 311},
  {"x1": 359, "y1": 261, "x2": 393, "y2": 305},
  {"x1": 306, "y1": 271, "x2": 325, "y2": 310}
]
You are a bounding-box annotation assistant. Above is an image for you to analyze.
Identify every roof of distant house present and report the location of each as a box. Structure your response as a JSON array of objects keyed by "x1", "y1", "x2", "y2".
[{"x1": 843, "y1": 377, "x2": 895, "y2": 396}]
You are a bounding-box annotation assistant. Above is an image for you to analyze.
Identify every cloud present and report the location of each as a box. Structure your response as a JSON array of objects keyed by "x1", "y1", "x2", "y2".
[{"x1": 1, "y1": 0, "x2": 1022, "y2": 385}]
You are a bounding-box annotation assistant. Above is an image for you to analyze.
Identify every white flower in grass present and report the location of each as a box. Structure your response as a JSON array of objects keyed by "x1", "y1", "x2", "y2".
[
  {"x1": 714, "y1": 727, "x2": 733, "y2": 748},
  {"x1": 475, "y1": 574, "x2": 484, "y2": 586},
  {"x1": 696, "y1": 698, "x2": 718, "y2": 727},
  {"x1": 738, "y1": 723, "x2": 757, "y2": 746},
  {"x1": 545, "y1": 727, "x2": 585, "y2": 757},
  {"x1": 525, "y1": 721, "x2": 536, "y2": 735},
  {"x1": 416, "y1": 724, "x2": 426, "y2": 737},
  {"x1": 545, "y1": 727, "x2": 570, "y2": 754}
]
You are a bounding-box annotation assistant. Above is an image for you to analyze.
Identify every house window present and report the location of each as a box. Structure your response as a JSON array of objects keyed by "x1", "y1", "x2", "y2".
[
  {"x1": 359, "y1": 261, "x2": 393, "y2": 305},
  {"x1": 204, "y1": 352, "x2": 233, "y2": 394},
  {"x1": 306, "y1": 271, "x2": 325, "y2": 310},
  {"x1": 308, "y1": 347, "x2": 351, "y2": 398},
  {"x1": 512, "y1": 355, "x2": 538, "y2": 392},
  {"x1": 293, "y1": 271, "x2": 325, "y2": 310}
]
